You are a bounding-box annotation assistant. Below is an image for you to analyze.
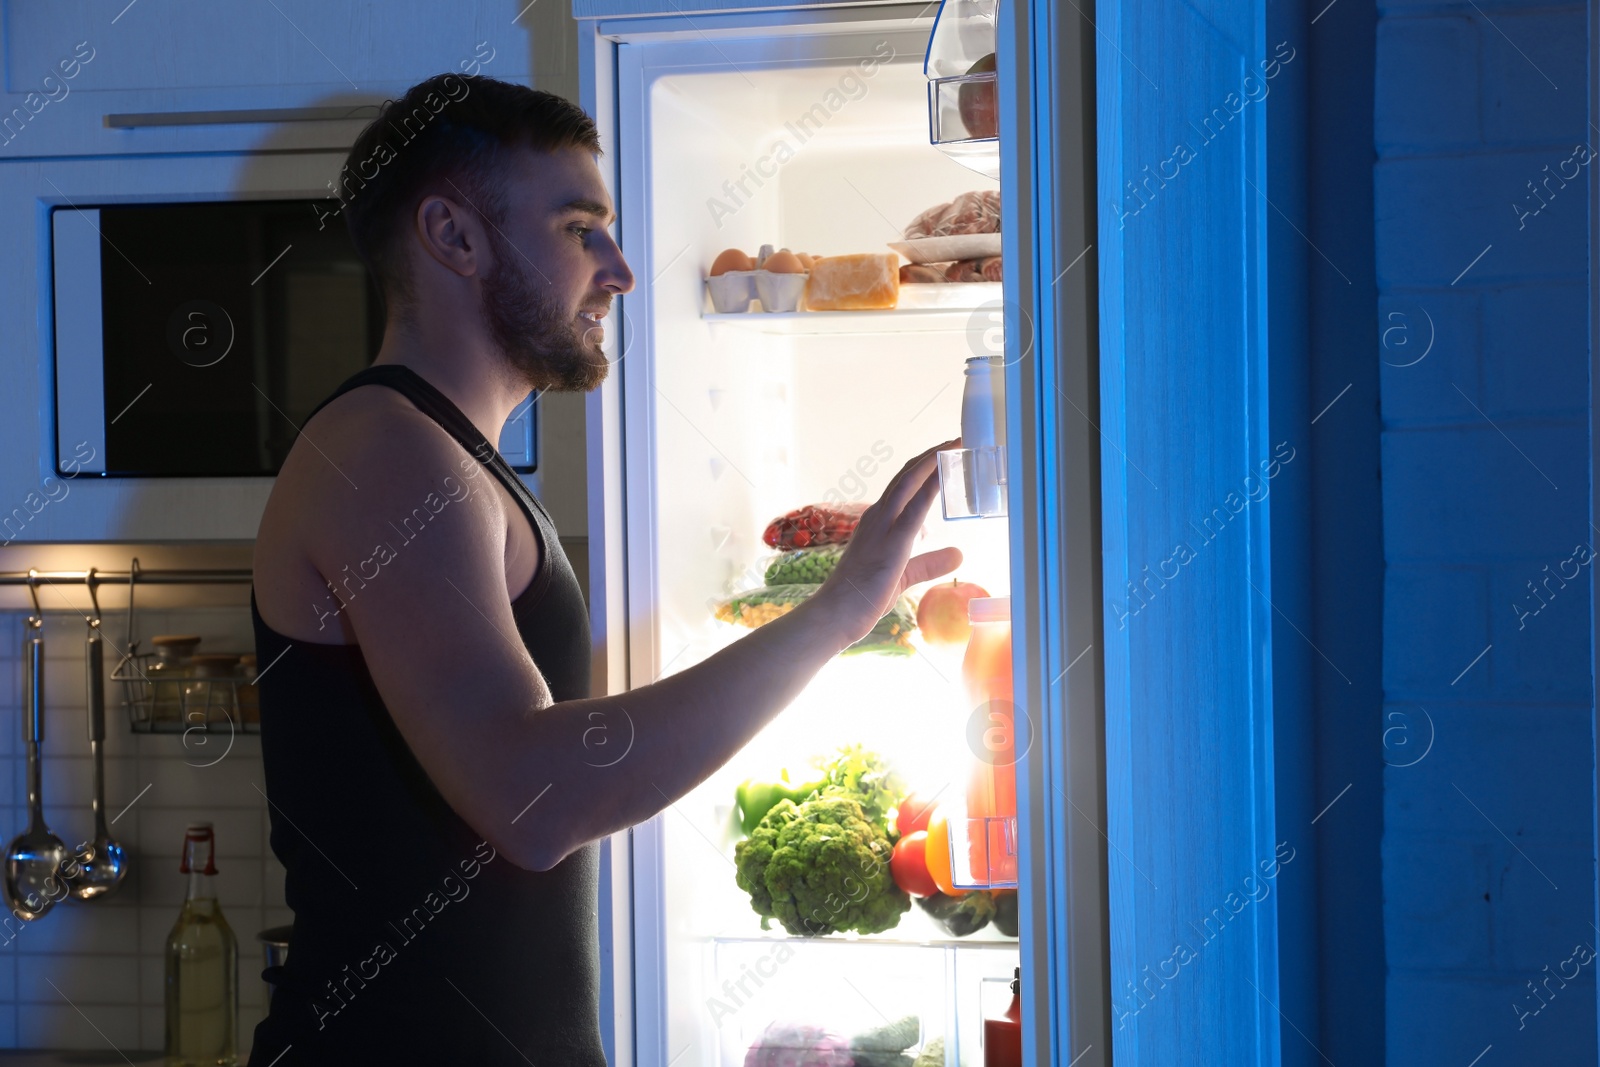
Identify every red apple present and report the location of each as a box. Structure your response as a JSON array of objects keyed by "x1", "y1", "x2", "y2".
[{"x1": 916, "y1": 579, "x2": 991, "y2": 645}]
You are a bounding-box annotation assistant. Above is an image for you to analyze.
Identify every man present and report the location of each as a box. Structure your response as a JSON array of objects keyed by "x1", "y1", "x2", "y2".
[{"x1": 249, "y1": 74, "x2": 957, "y2": 1065}]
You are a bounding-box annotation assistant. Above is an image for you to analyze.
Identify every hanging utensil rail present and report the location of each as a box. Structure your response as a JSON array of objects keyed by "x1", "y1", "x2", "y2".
[{"x1": 0, "y1": 563, "x2": 256, "y2": 735}]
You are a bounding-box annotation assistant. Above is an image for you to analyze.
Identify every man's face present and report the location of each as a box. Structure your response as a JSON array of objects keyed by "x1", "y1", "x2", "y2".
[{"x1": 476, "y1": 146, "x2": 633, "y2": 392}]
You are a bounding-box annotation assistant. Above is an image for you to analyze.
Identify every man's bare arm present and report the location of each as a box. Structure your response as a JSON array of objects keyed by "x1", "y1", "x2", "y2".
[{"x1": 304, "y1": 409, "x2": 957, "y2": 870}]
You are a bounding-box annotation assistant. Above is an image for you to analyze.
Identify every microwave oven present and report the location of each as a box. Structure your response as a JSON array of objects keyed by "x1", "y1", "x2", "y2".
[{"x1": 50, "y1": 199, "x2": 537, "y2": 477}]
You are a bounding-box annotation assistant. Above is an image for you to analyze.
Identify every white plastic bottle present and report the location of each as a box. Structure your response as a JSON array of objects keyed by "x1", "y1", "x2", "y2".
[{"x1": 960, "y1": 356, "x2": 1006, "y2": 514}]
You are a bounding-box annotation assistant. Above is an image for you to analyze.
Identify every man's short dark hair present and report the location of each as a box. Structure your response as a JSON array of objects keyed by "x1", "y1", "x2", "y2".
[{"x1": 337, "y1": 74, "x2": 602, "y2": 316}]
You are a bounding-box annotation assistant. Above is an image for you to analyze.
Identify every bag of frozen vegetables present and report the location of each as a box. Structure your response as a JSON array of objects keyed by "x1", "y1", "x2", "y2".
[
  {"x1": 713, "y1": 583, "x2": 917, "y2": 655},
  {"x1": 763, "y1": 503, "x2": 866, "y2": 549},
  {"x1": 764, "y1": 544, "x2": 847, "y2": 585}
]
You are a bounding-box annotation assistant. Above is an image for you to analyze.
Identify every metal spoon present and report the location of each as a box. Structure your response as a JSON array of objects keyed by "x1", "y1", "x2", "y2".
[
  {"x1": 4, "y1": 614, "x2": 74, "y2": 920},
  {"x1": 69, "y1": 601, "x2": 127, "y2": 901}
]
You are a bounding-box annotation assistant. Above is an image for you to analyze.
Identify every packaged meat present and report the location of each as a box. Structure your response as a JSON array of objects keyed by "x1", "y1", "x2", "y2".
[
  {"x1": 938, "y1": 256, "x2": 1002, "y2": 283},
  {"x1": 945, "y1": 259, "x2": 985, "y2": 283},
  {"x1": 899, "y1": 263, "x2": 947, "y2": 285},
  {"x1": 904, "y1": 190, "x2": 1001, "y2": 239},
  {"x1": 804, "y1": 253, "x2": 900, "y2": 311},
  {"x1": 763, "y1": 503, "x2": 866, "y2": 548},
  {"x1": 765, "y1": 545, "x2": 847, "y2": 585}
]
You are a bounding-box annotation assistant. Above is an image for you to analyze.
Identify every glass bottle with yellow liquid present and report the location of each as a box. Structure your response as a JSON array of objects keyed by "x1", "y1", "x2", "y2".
[{"x1": 165, "y1": 822, "x2": 239, "y2": 1067}]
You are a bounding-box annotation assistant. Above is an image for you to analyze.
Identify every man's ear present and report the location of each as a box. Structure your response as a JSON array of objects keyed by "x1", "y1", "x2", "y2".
[{"x1": 414, "y1": 194, "x2": 484, "y2": 280}]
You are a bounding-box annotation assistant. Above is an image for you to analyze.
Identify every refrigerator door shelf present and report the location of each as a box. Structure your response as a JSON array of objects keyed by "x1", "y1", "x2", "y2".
[
  {"x1": 948, "y1": 814, "x2": 1021, "y2": 890},
  {"x1": 937, "y1": 447, "x2": 1009, "y2": 520},
  {"x1": 929, "y1": 74, "x2": 1000, "y2": 145}
]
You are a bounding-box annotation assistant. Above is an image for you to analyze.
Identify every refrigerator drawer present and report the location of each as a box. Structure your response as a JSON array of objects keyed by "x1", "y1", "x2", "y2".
[{"x1": 705, "y1": 936, "x2": 1019, "y2": 1067}]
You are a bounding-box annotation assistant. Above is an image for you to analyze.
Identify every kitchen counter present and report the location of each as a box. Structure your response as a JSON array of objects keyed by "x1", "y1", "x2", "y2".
[{"x1": 0, "y1": 1054, "x2": 163, "y2": 1065}]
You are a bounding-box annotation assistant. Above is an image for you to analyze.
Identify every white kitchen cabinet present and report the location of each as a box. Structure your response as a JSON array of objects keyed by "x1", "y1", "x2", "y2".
[{"x1": 0, "y1": 0, "x2": 535, "y2": 160}]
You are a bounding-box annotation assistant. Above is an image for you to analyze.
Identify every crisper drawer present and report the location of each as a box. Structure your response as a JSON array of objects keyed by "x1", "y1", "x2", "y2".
[{"x1": 706, "y1": 937, "x2": 1019, "y2": 1067}]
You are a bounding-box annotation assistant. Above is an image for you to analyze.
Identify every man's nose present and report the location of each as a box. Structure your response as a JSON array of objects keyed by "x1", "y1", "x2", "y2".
[{"x1": 598, "y1": 232, "x2": 635, "y2": 294}]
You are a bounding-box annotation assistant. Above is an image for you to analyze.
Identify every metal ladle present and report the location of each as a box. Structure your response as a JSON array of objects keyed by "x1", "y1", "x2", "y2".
[
  {"x1": 70, "y1": 571, "x2": 127, "y2": 901},
  {"x1": 4, "y1": 578, "x2": 74, "y2": 920}
]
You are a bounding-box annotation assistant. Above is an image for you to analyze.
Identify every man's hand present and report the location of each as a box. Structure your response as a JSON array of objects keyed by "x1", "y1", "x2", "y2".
[{"x1": 810, "y1": 439, "x2": 963, "y2": 648}]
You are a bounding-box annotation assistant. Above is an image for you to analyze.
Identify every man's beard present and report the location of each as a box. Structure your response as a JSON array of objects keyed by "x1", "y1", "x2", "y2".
[{"x1": 480, "y1": 226, "x2": 609, "y2": 393}]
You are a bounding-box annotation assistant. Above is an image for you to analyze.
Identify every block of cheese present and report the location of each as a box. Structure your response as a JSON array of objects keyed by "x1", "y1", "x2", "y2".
[{"x1": 804, "y1": 253, "x2": 900, "y2": 311}]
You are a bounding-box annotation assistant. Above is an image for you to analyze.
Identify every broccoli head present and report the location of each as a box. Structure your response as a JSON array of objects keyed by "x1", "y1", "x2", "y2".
[{"x1": 734, "y1": 795, "x2": 911, "y2": 936}]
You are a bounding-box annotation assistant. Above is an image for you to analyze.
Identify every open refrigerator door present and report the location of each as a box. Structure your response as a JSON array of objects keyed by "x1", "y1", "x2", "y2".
[{"x1": 595, "y1": 10, "x2": 1028, "y2": 1067}]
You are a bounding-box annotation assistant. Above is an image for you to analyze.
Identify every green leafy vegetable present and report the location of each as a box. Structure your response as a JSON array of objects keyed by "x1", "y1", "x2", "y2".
[
  {"x1": 816, "y1": 744, "x2": 906, "y2": 830},
  {"x1": 850, "y1": 1015, "x2": 921, "y2": 1053}
]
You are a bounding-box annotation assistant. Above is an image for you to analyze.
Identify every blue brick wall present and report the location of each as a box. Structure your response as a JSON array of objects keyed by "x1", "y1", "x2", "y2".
[{"x1": 1375, "y1": 0, "x2": 1595, "y2": 1059}]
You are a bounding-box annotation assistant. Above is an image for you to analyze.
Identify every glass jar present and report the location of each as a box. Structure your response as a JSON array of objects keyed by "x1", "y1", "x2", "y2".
[
  {"x1": 184, "y1": 654, "x2": 240, "y2": 729},
  {"x1": 148, "y1": 635, "x2": 201, "y2": 728},
  {"x1": 235, "y1": 655, "x2": 259, "y2": 727}
]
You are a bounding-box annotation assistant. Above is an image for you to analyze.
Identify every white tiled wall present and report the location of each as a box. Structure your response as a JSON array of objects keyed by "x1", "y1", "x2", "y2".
[{"x1": 0, "y1": 607, "x2": 286, "y2": 1057}]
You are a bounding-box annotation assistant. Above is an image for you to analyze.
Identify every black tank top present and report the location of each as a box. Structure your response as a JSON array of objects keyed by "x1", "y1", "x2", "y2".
[{"x1": 246, "y1": 365, "x2": 602, "y2": 1066}]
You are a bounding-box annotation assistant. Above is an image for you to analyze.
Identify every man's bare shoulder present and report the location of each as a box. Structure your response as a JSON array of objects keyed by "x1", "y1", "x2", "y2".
[
  {"x1": 272, "y1": 384, "x2": 474, "y2": 499},
  {"x1": 253, "y1": 384, "x2": 506, "y2": 639}
]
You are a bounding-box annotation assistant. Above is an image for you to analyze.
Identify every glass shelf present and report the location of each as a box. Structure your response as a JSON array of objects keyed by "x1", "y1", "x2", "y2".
[
  {"x1": 708, "y1": 932, "x2": 1019, "y2": 951},
  {"x1": 703, "y1": 282, "x2": 1003, "y2": 336}
]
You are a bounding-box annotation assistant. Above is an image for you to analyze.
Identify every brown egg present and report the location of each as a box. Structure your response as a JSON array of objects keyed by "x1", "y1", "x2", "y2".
[
  {"x1": 710, "y1": 248, "x2": 754, "y2": 276},
  {"x1": 796, "y1": 253, "x2": 816, "y2": 270},
  {"x1": 763, "y1": 249, "x2": 805, "y2": 274}
]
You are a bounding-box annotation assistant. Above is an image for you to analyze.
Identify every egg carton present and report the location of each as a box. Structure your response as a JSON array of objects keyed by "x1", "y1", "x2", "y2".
[{"x1": 705, "y1": 244, "x2": 811, "y2": 313}]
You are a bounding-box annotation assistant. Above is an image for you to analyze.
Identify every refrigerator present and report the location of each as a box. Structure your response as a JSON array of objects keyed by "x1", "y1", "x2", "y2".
[{"x1": 575, "y1": 3, "x2": 1107, "y2": 1065}]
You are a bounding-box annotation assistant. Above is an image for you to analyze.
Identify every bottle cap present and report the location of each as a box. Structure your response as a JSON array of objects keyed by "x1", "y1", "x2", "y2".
[
  {"x1": 968, "y1": 596, "x2": 1010, "y2": 623},
  {"x1": 180, "y1": 822, "x2": 218, "y2": 875}
]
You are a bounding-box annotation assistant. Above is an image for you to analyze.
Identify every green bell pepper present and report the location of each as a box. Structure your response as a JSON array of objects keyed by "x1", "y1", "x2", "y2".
[{"x1": 735, "y1": 774, "x2": 827, "y2": 836}]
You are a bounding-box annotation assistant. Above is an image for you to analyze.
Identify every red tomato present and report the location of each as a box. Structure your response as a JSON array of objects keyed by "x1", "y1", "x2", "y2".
[
  {"x1": 895, "y1": 792, "x2": 935, "y2": 837},
  {"x1": 890, "y1": 832, "x2": 938, "y2": 898}
]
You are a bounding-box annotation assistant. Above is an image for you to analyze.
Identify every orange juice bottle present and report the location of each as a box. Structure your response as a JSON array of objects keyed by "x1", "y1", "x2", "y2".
[{"x1": 961, "y1": 596, "x2": 1018, "y2": 884}]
